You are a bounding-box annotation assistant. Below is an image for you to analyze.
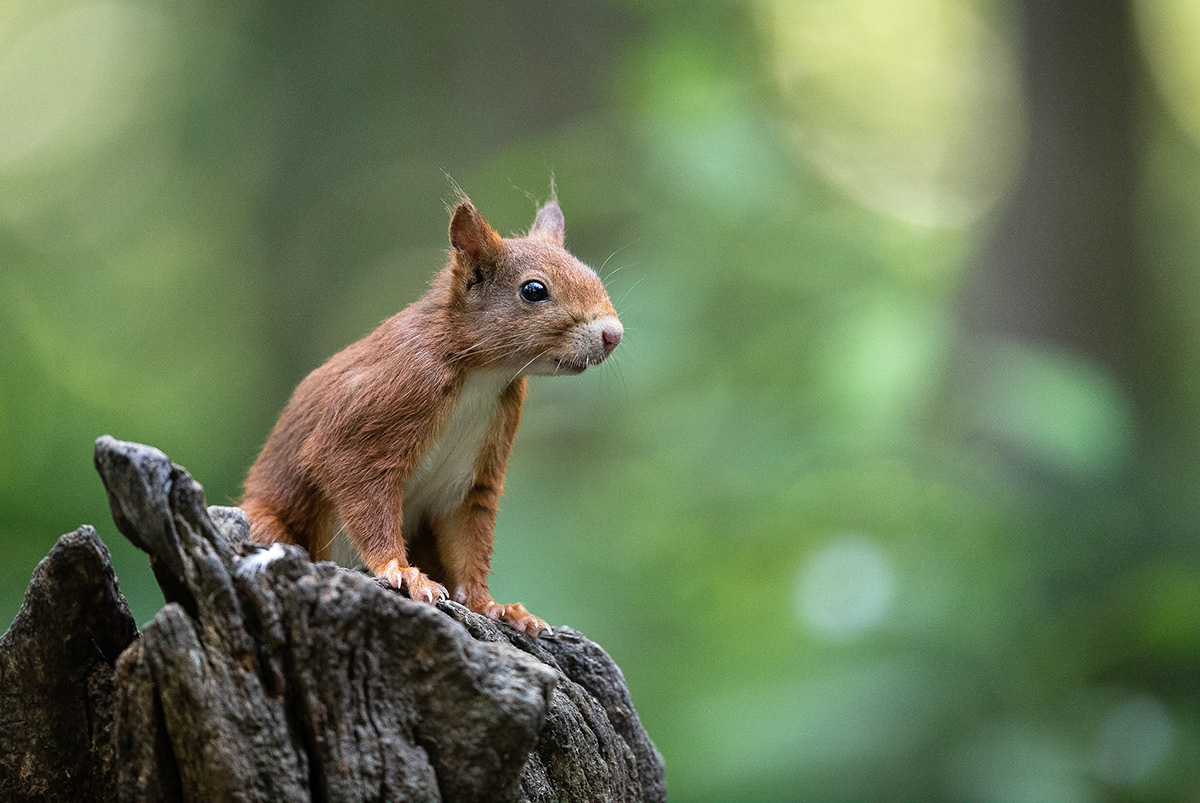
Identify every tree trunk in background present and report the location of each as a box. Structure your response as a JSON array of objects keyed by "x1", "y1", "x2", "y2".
[{"x1": 961, "y1": 0, "x2": 1144, "y2": 386}]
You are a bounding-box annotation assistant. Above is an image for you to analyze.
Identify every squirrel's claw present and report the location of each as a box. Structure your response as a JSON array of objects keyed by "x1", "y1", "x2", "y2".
[
  {"x1": 379, "y1": 559, "x2": 448, "y2": 605},
  {"x1": 472, "y1": 598, "x2": 549, "y2": 637}
]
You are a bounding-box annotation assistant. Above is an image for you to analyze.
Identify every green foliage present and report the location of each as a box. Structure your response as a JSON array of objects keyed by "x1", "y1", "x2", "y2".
[{"x1": 2, "y1": 0, "x2": 1199, "y2": 799}]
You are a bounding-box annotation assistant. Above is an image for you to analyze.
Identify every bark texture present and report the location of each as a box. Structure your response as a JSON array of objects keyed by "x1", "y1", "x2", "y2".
[
  {"x1": 0, "y1": 526, "x2": 138, "y2": 803},
  {"x1": 0, "y1": 436, "x2": 665, "y2": 803}
]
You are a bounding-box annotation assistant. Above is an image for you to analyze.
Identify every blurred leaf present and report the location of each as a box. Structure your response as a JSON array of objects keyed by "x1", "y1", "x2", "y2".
[{"x1": 969, "y1": 342, "x2": 1135, "y2": 479}]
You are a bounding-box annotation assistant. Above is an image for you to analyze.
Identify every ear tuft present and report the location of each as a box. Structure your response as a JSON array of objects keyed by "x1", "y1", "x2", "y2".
[
  {"x1": 450, "y1": 201, "x2": 503, "y2": 262},
  {"x1": 528, "y1": 202, "x2": 565, "y2": 246}
]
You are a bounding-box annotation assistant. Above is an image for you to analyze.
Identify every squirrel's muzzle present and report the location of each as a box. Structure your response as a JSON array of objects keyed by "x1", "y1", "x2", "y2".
[{"x1": 601, "y1": 322, "x2": 623, "y2": 355}]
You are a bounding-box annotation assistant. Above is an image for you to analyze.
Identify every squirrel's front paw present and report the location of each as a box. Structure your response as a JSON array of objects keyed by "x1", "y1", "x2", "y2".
[{"x1": 379, "y1": 560, "x2": 448, "y2": 604}]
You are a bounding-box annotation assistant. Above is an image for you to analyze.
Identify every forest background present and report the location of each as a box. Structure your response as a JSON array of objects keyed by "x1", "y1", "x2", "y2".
[{"x1": 2, "y1": 0, "x2": 1199, "y2": 799}]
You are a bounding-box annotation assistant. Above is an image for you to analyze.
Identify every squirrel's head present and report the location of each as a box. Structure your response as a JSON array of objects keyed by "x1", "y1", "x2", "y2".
[{"x1": 445, "y1": 199, "x2": 622, "y2": 376}]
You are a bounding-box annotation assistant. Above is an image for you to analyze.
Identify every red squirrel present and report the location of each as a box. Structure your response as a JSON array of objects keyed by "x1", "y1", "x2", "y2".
[{"x1": 241, "y1": 198, "x2": 622, "y2": 636}]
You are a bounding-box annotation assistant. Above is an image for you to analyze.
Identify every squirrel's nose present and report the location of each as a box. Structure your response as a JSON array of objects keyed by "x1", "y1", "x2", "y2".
[{"x1": 601, "y1": 322, "x2": 623, "y2": 354}]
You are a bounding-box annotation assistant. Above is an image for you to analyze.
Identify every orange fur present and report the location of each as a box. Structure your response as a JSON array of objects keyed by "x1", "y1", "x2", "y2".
[{"x1": 241, "y1": 198, "x2": 622, "y2": 636}]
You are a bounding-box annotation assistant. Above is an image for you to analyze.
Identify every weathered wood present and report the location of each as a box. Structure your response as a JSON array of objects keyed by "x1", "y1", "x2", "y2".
[
  {"x1": 0, "y1": 526, "x2": 138, "y2": 803},
  {"x1": 0, "y1": 437, "x2": 665, "y2": 802}
]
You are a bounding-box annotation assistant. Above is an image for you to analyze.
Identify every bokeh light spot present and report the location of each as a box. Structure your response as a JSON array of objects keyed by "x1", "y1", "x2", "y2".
[
  {"x1": 1137, "y1": 0, "x2": 1200, "y2": 150},
  {"x1": 0, "y1": 2, "x2": 167, "y2": 171},
  {"x1": 796, "y1": 532, "x2": 894, "y2": 639},
  {"x1": 972, "y1": 342, "x2": 1135, "y2": 479},
  {"x1": 759, "y1": 0, "x2": 1024, "y2": 226},
  {"x1": 819, "y1": 295, "x2": 949, "y2": 431},
  {"x1": 1093, "y1": 694, "x2": 1174, "y2": 785}
]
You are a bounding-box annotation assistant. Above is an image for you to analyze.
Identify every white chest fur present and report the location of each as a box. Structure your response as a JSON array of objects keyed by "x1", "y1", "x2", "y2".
[{"x1": 401, "y1": 370, "x2": 509, "y2": 529}]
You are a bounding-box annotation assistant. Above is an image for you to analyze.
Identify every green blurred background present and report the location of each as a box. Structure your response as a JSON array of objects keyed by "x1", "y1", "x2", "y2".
[{"x1": 3, "y1": 0, "x2": 1200, "y2": 798}]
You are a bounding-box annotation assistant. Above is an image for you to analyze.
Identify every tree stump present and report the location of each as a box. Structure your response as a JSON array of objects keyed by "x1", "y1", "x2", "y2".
[{"x1": 0, "y1": 437, "x2": 664, "y2": 802}]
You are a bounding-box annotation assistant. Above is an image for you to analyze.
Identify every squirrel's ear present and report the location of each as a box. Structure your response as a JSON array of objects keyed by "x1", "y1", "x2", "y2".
[
  {"x1": 528, "y1": 202, "x2": 565, "y2": 246},
  {"x1": 450, "y1": 201, "x2": 503, "y2": 263}
]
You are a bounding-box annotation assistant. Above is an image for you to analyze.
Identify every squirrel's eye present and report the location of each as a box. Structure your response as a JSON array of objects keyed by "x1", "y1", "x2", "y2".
[{"x1": 520, "y1": 280, "x2": 549, "y2": 303}]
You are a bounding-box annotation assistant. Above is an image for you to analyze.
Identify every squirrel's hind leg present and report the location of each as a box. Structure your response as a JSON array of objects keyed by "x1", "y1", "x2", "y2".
[
  {"x1": 241, "y1": 484, "x2": 336, "y2": 559},
  {"x1": 242, "y1": 497, "x2": 295, "y2": 544}
]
